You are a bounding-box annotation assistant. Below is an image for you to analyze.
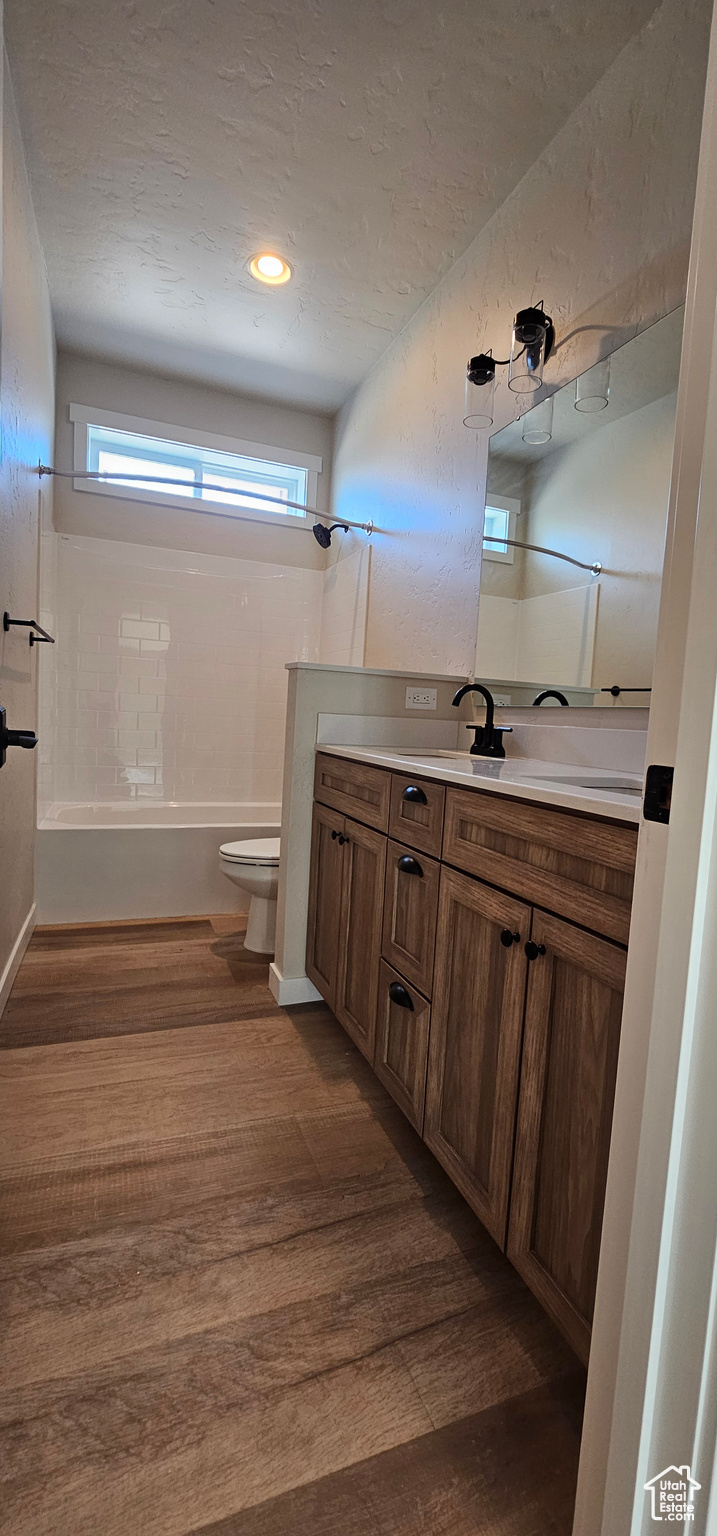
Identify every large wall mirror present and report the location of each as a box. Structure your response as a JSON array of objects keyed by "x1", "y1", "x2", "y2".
[{"x1": 476, "y1": 305, "x2": 684, "y2": 706}]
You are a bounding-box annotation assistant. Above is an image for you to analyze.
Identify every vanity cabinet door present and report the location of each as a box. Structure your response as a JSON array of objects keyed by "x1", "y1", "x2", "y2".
[
  {"x1": 375, "y1": 962, "x2": 431, "y2": 1133},
  {"x1": 306, "y1": 803, "x2": 346, "y2": 1010},
  {"x1": 507, "y1": 911, "x2": 626, "y2": 1364},
  {"x1": 381, "y1": 839, "x2": 440, "y2": 996},
  {"x1": 335, "y1": 815, "x2": 387, "y2": 1064},
  {"x1": 425, "y1": 866, "x2": 531, "y2": 1249}
]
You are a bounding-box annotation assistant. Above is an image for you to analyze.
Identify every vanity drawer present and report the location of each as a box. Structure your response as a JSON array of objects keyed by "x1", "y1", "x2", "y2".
[
  {"x1": 382, "y1": 839, "x2": 440, "y2": 996},
  {"x1": 375, "y1": 962, "x2": 431, "y2": 1134},
  {"x1": 388, "y1": 772, "x2": 445, "y2": 858},
  {"x1": 314, "y1": 752, "x2": 391, "y2": 832},
  {"x1": 443, "y1": 787, "x2": 638, "y2": 946}
]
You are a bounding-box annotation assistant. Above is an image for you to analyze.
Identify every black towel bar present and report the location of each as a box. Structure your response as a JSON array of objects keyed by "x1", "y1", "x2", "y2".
[{"x1": 3, "y1": 612, "x2": 55, "y2": 646}]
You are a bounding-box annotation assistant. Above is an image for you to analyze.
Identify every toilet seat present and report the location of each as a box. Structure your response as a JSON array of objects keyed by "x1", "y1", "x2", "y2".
[{"x1": 219, "y1": 836, "x2": 280, "y2": 866}]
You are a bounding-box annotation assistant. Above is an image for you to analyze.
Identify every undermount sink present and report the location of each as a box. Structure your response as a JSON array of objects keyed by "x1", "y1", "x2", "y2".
[
  {"x1": 531, "y1": 774, "x2": 643, "y2": 794},
  {"x1": 390, "y1": 749, "x2": 473, "y2": 759},
  {"x1": 371, "y1": 751, "x2": 643, "y2": 794}
]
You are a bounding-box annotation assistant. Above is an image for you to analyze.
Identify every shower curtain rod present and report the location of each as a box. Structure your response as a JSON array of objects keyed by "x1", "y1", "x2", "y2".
[
  {"x1": 36, "y1": 467, "x2": 598, "y2": 568},
  {"x1": 483, "y1": 533, "x2": 602, "y2": 574},
  {"x1": 36, "y1": 465, "x2": 376, "y2": 536}
]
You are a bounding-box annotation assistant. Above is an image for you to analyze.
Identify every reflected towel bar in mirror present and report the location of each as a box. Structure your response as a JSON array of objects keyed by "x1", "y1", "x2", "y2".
[{"x1": 600, "y1": 686, "x2": 652, "y2": 698}]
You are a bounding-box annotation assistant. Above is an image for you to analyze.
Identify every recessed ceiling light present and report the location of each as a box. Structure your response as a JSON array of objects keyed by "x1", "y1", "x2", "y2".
[{"x1": 249, "y1": 253, "x2": 292, "y2": 285}]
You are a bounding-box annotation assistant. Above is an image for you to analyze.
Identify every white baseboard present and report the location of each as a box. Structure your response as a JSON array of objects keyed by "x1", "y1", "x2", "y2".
[
  {"x1": 269, "y1": 962, "x2": 322, "y2": 1007},
  {"x1": 0, "y1": 904, "x2": 36, "y2": 1018}
]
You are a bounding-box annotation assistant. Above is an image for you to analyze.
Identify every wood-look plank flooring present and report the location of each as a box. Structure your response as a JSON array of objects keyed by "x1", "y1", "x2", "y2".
[{"x1": 0, "y1": 915, "x2": 585, "y2": 1535}]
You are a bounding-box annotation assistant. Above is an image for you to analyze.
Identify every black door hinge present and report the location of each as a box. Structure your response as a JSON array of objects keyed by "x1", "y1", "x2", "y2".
[{"x1": 643, "y1": 764, "x2": 673, "y2": 824}]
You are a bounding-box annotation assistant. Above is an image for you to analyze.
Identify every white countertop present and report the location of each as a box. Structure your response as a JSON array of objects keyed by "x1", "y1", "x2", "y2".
[{"x1": 318, "y1": 744, "x2": 643, "y2": 824}]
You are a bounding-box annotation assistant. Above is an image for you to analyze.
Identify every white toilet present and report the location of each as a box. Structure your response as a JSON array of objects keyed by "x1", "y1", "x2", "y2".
[{"x1": 219, "y1": 836, "x2": 281, "y2": 953}]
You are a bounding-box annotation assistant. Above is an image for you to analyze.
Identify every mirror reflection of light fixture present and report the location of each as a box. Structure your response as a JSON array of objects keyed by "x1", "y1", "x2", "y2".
[
  {"x1": 575, "y1": 356, "x2": 611, "y2": 412},
  {"x1": 522, "y1": 395, "x2": 554, "y2": 445},
  {"x1": 462, "y1": 303, "x2": 555, "y2": 430}
]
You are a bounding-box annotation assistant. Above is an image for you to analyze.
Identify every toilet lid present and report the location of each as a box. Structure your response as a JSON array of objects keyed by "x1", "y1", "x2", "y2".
[{"x1": 220, "y1": 836, "x2": 281, "y2": 865}]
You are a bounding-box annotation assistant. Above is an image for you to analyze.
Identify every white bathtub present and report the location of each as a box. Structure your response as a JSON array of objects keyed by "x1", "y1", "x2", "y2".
[{"x1": 35, "y1": 802, "x2": 281, "y2": 925}]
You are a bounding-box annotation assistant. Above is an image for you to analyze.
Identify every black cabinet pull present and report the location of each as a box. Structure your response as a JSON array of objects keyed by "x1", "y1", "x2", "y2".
[
  {"x1": 402, "y1": 784, "x2": 427, "y2": 805},
  {"x1": 525, "y1": 941, "x2": 547, "y2": 961},
  {"x1": 331, "y1": 829, "x2": 338, "y2": 840},
  {"x1": 338, "y1": 833, "x2": 349, "y2": 846},
  {"x1": 397, "y1": 854, "x2": 423, "y2": 877},
  {"x1": 500, "y1": 929, "x2": 521, "y2": 948},
  {"x1": 388, "y1": 981, "x2": 414, "y2": 1010}
]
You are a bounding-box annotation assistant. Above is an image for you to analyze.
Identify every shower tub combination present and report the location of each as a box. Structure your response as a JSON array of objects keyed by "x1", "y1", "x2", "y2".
[{"x1": 36, "y1": 801, "x2": 281, "y2": 925}]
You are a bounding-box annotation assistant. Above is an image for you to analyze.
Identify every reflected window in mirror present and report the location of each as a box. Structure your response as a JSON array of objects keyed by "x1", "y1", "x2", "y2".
[{"x1": 483, "y1": 495, "x2": 519, "y2": 564}]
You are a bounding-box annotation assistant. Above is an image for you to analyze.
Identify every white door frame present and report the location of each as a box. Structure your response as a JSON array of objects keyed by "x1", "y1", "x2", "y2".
[{"x1": 574, "y1": 2, "x2": 717, "y2": 1530}]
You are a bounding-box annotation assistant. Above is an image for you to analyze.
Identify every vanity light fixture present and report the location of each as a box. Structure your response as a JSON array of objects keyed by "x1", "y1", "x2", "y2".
[
  {"x1": 249, "y1": 253, "x2": 293, "y2": 285},
  {"x1": 463, "y1": 302, "x2": 556, "y2": 430}
]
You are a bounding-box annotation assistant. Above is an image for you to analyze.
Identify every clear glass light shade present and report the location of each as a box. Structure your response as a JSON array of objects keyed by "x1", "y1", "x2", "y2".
[
  {"x1": 463, "y1": 371, "x2": 495, "y2": 429},
  {"x1": 575, "y1": 356, "x2": 611, "y2": 412},
  {"x1": 508, "y1": 315, "x2": 547, "y2": 393},
  {"x1": 522, "y1": 395, "x2": 554, "y2": 445}
]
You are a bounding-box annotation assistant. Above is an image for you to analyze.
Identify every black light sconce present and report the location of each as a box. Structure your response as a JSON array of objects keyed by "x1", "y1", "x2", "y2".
[{"x1": 463, "y1": 302, "x2": 556, "y2": 430}]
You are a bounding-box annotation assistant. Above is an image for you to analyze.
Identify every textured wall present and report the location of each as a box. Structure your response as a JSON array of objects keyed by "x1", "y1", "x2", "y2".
[
  {"x1": 0, "y1": 59, "x2": 55, "y2": 990},
  {"x1": 53, "y1": 352, "x2": 332, "y2": 570},
  {"x1": 332, "y1": 0, "x2": 710, "y2": 675}
]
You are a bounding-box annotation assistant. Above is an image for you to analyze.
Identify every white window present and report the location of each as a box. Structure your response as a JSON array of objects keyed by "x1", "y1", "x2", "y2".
[
  {"x1": 482, "y1": 494, "x2": 520, "y2": 563},
  {"x1": 70, "y1": 405, "x2": 323, "y2": 530}
]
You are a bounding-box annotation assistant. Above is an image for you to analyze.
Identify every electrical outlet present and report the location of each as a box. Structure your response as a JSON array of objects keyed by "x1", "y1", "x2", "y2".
[
  {"x1": 405, "y1": 686, "x2": 437, "y2": 710},
  {"x1": 493, "y1": 693, "x2": 512, "y2": 707}
]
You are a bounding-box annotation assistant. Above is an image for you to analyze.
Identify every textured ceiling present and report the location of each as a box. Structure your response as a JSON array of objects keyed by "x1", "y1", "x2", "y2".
[{"x1": 6, "y1": 0, "x2": 660, "y2": 411}]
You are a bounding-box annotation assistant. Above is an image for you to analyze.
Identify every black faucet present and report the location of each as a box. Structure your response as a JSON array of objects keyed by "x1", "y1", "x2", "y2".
[
  {"x1": 451, "y1": 683, "x2": 513, "y2": 759},
  {"x1": 533, "y1": 689, "x2": 569, "y2": 707}
]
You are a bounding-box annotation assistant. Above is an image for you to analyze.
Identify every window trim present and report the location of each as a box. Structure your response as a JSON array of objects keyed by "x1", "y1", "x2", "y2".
[
  {"x1": 482, "y1": 494, "x2": 520, "y2": 564},
  {"x1": 69, "y1": 404, "x2": 323, "y2": 531}
]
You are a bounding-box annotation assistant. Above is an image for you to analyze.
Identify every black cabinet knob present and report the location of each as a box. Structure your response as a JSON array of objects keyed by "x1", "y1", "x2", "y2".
[
  {"x1": 500, "y1": 929, "x2": 521, "y2": 948},
  {"x1": 525, "y1": 941, "x2": 547, "y2": 961},
  {"x1": 338, "y1": 833, "x2": 349, "y2": 846},
  {"x1": 388, "y1": 981, "x2": 414, "y2": 1010},
  {"x1": 397, "y1": 854, "x2": 423, "y2": 877},
  {"x1": 331, "y1": 829, "x2": 338, "y2": 839},
  {"x1": 402, "y1": 784, "x2": 427, "y2": 805}
]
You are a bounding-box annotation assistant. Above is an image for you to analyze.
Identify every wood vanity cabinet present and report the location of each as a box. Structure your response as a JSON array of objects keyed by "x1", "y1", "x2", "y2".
[
  {"x1": 309, "y1": 751, "x2": 637, "y2": 1362},
  {"x1": 507, "y1": 910, "x2": 626, "y2": 1362},
  {"x1": 375, "y1": 961, "x2": 431, "y2": 1132},
  {"x1": 424, "y1": 866, "x2": 530, "y2": 1248},
  {"x1": 305, "y1": 801, "x2": 346, "y2": 1012},
  {"x1": 334, "y1": 816, "x2": 386, "y2": 1061},
  {"x1": 382, "y1": 838, "x2": 440, "y2": 996},
  {"x1": 388, "y1": 772, "x2": 445, "y2": 857},
  {"x1": 306, "y1": 801, "x2": 386, "y2": 1062}
]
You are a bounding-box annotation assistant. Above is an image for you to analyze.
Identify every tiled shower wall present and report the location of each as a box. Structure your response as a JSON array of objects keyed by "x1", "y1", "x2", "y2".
[{"x1": 41, "y1": 534, "x2": 324, "y2": 810}]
